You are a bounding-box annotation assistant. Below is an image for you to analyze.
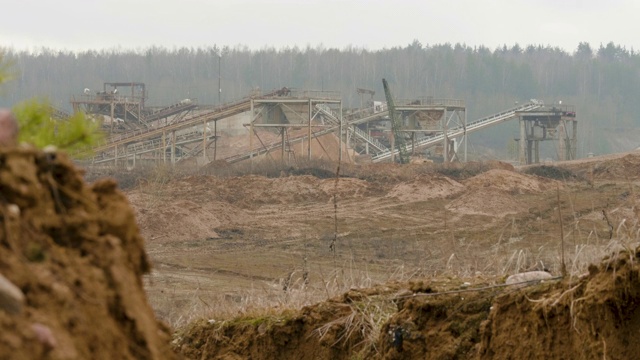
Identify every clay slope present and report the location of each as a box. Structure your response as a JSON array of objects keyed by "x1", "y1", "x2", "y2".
[
  {"x1": 176, "y1": 248, "x2": 640, "y2": 360},
  {"x1": 0, "y1": 148, "x2": 178, "y2": 360},
  {"x1": 478, "y1": 250, "x2": 640, "y2": 360}
]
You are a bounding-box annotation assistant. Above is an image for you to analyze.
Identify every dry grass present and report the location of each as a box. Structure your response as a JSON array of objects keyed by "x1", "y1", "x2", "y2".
[
  {"x1": 312, "y1": 295, "x2": 395, "y2": 356},
  {"x1": 148, "y1": 218, "x2": 640, "y2": 331},
  {"x1": 147, "y1": 264, "x2": 404, "y2": 329}
]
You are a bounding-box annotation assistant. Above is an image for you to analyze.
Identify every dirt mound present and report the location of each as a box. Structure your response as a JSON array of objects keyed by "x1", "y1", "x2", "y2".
[
  {"x1": 319, "y1": 177, "x2": 376, "y2": 198},
  {"x1": 486, "y1": 160, "x2": 515, "y2": 171},
  {"x1": 553, "y1": 151, "x2": 640, "y2": 181},
  {"x1": 464, "y1": 169, "x2": 558, "y2": 194},
  {"x1": 198, "y1": 175, "x2": 328, "y2": 207},
  {"x1": 128, "y1": 193, "x2": 222, "y2": 242},
  {"x1": 138, "y1": 174, "x2": 375, "y2": 210},
  {"x1": 127, "y1": 174, "x2": 378, "y2": 243},
  {"x1": 127, "y1": 176, "x2": 253, "y2": 242},
  {"x1": 386, "y1": 175, "x2": 465, "y2": 202},
  {"x1": 0, "y1": 148, "x2": 177, "y2": 359},
  {"x1": 446, "y1": 187, "x2": 524, "y2": 217},
  {"x1": 174, "y1": 286, "x2": 401, "y2": 360},
  {"x1": 479, "y1": 249, "x2": 640, "y2": 359},
  {"x1": 176, "y1": 249, "x2": 640, "y2": 359},
  {"x1": 376, "y1": 288, "x2": 493, "y2": 359},
  {"x1": 176, "y1": 303, "x2": 366, "y2": 360},
  {"x1": 591, "y1": 153, "x2": 640, "y2": 180}
]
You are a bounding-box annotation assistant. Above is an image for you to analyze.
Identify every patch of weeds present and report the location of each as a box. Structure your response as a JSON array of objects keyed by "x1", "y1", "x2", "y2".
[
  {"x1": 215, "y1": 227, "x2": 244, "y2": 238},
  {"x1": 434, "y1": 163, "x2": 490, "y2": 180},
  {"x1": 288, "y1": 167, "x2": 345, "y2": 179},
  {"x1": 524, "y1": 165, "x2": 579, "y2": 181}
]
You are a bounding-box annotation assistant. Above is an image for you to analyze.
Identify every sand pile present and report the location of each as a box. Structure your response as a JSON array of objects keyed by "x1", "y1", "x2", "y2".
[
  {"x1": 0, "y1": 148, "x2": 177, "y2": 359},
  {"x1": 149, "y1": 174, "x2": 372, "y2": 209},
  {"x1": 591, "y1": 153, "x2": 640, "y2": 180},
  {"x1": 464, "y1": 168, "x2": 558, "y2": 194},
  {"x1": 386, "y1": 175, "x2": 465, "y2": 202},
  {"x1": 319, "y1": 177, "x2": 374, "y2": 198},
  {"x1": 128, "y1": 193, "x2": 223, "y2": 242},
  {"x1": 127, "y1": 175, "x2": 254, "y2": 242},
  {"x1": 129, "y1": 173, "x2": 364, "y2": 244}
]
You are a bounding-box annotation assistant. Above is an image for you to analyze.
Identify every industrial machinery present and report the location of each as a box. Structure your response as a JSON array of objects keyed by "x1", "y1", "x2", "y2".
[{"x1": 382, "y1": 79, "x2": 409, "y2": 164}]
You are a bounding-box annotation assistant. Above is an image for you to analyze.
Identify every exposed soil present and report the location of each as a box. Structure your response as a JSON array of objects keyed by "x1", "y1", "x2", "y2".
[
  {"x1": 89, "y1": 150, "x2": 640, "y2": 359},
  {"x1": 446, "y1": 187, "x2": 525, "y2": 217},
  {"x1": 463, "y1": 168, "x2": 560, "y2": 194},
  {"x1": 386, "y1": 175, "x2": 465, "y2": 202},
  {"x1": 174, "y1": 248, "x2": 640, "y2": 360},
  {"x1": 0, "y1": 148, "x2": 178, "y2": 359},
  {"x1": 479, "y1": 250, "x2": 640, "y2": 360}
]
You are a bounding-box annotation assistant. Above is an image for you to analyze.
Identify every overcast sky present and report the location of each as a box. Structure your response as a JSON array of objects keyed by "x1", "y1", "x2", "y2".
[{"x1": 1, "y1": 0, "x2": 638, "y2": 53}]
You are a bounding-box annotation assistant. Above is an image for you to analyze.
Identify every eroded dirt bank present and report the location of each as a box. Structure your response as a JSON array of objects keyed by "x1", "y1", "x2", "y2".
[
  {"x1": 0, "y1": 148, "x2": 179, "y2": 359},
  {"x1": 175, "y1": 249, "x2": 640, "y2": 359}
]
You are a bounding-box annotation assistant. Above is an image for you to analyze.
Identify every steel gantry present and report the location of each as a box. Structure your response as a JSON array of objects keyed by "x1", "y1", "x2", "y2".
[
  {"x1": 516, "y1": 103, "x2": 577, "y2": 164},
  {"x1": 247, "y1": 89, "x2": 343, "y2": 166}
]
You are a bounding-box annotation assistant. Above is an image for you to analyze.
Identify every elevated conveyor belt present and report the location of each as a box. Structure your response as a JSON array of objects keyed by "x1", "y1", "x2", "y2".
[
  {"x1": 88, "y1": 96, "x2": 254, "y2": 155},
  {"x1": 371, "y1": 101, "x2": 543, "y2": 162},
  {"x1": 143, "y1": 100, "x2": 198, "y2": 123},
  {"x1": 221, "y1": 103, "x2": 388, "y2": 164},
  {"x1": 89, "y1": 95, "x2": 543, "y2": 166},
  {"x1": 315, "y1": 104, "x2": 389, "y2": 153}
]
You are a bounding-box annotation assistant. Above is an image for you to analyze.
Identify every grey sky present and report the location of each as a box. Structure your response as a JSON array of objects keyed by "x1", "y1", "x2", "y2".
[{"x1": 1, "y1": 0, "x2": 638, "y2": 52}]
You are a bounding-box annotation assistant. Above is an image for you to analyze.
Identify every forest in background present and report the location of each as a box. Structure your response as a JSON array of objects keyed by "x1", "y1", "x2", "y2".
[{"x1": 1, "y1": 41, "x2": 639, "y2": 158}]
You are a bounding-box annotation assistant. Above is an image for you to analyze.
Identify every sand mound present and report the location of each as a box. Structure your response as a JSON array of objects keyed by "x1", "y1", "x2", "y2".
[
  {"x1": 128, "y1": 194, "x2": 222, "y2": 242},
  {"x1": 447, "y1": 187, "x2": 524, "y2": 217},
  {"x1": 128, "y1": 176, "x2": 253, "y2": 242},
  {"x1": 129, "y1": 174, "x2": 371, "y2": 244},
  {"x1": 386, "y1": 175, "x2": 465, "y2": 202},
  {"x1": 138, "y1": 174, "x2": 375, "y2": 210},
  {"x1": 592, "y1": 153, "x2": 640, "y2": 180},
  {"x1": 205, "y1": 175, "x2": 328, "y2": 207},
  {"x1": 0, "y1": 148, "x2": 177, "y2": 359},
  {"x1": 464, "y1": 169, "x2": 558, "y2": 194},
  {"x1": 319, "y1": 177, "x2": 373, "y2": 198}
]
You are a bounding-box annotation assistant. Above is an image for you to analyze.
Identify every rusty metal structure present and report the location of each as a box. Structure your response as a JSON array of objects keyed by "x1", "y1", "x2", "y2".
[
  {"x1": 516, "y1": 103, "x2": 577, "y2": 164},
  {"x1": 74, "y1": 81, "x2": 577, "y2": 168},
  {"x1": 77, "y1": 86, "x2": 345, "y2": 168},
  {"x1": 245, "y1": 89, "x2": 343, "y2": 166},
  {"x1": 71, "y1": 82, "x2": 197, "y2": 133}
]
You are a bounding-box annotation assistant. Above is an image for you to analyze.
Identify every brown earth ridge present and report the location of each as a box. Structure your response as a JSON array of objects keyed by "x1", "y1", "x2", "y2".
[{"x1": 0, "y1": 147, "x2": 178, "y2": 359}]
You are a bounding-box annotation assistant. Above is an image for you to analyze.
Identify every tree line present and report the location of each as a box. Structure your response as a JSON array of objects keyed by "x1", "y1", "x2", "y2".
[{"x1": 1, "y1": 41, "x2": 639, "y2": 156}]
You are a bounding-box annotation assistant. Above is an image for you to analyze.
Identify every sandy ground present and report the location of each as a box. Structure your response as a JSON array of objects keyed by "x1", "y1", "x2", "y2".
[{"x1": 121, "y1": 153, "x2": 640, "y2": 329}]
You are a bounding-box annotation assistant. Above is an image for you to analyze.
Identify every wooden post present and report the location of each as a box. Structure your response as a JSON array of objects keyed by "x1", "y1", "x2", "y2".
[
  {"x1": 202, "y1": 120, "x2": 207, "y2": 163},
  {"x1": 214, "y1": 120, "x2": 218, "y2": 160},
  {"x1": 281, "y1": 128, "x2": 286, "y2": 164},
  {"x1": 338, "y1": 101, "x2": 343, "y2": 163},
  {"x1": 250, "y1": 100, "x2": 254, "y2": 171},
  {"x1": 171, "y1": 130, "x2": 176, "y2": 164},
  {"x1": 162, "y1": 131, "x2": 166, "y2": 164}
]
